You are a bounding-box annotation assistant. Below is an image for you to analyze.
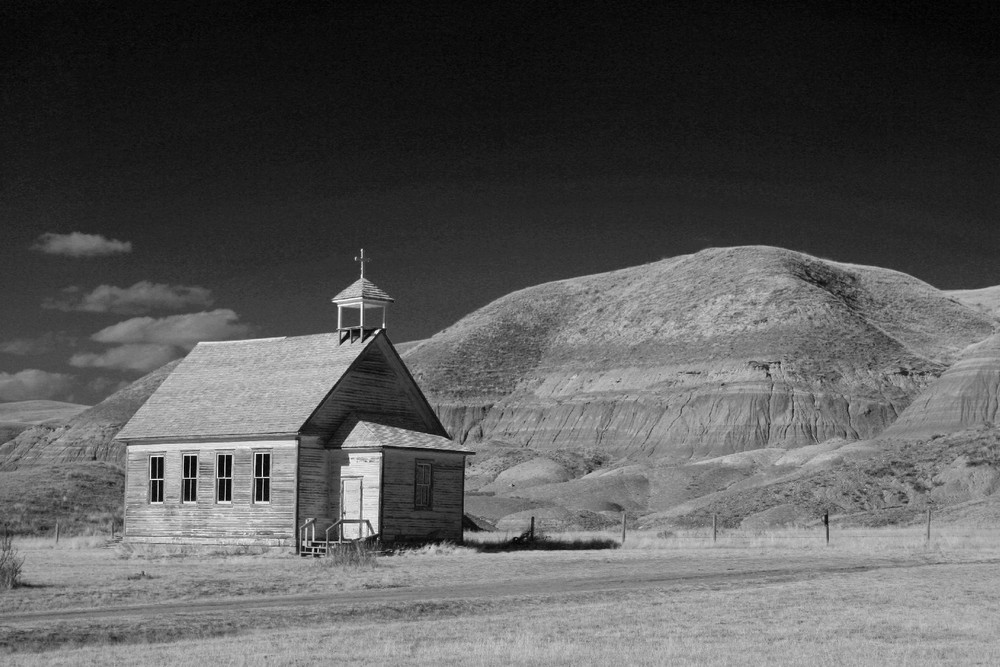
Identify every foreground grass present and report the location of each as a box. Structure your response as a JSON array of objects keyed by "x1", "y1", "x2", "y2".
[
  {"x1": 6, "y1": 559, "x2": 1000, "y2": 666},
  {"x1": 5, "y1": 526, "x2": 1000, "y2": 664}
]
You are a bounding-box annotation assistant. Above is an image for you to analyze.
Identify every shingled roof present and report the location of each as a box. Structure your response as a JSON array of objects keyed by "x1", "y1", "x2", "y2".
[
  {"x1": 342, "y1": 420, "x2": 472, "y2": 453},
  {"x1": 115, "y1": 333, "x2": 379, "y2": 441},
  {"x1": 331, "y1": 277, "x2": 394, "y2": 303}
]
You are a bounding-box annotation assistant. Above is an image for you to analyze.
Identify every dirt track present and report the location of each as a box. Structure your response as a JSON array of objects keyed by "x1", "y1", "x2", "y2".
[{"x1": 0, "y1": 554, "x2": 948, "y2": 627}]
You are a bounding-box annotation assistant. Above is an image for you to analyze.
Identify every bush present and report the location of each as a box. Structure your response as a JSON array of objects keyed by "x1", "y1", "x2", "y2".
[
  {"x1": 0, "y1": 526, "x2": 25, "y2": 589},
  {"x1": 321, "y1": 540, "x2": 379, "y2": 569}
]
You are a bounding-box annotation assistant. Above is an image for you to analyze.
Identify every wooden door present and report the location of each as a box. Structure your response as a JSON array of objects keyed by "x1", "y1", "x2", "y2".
[{"x1": 340, "y1": 478, "x2": 363, "y2": 539}]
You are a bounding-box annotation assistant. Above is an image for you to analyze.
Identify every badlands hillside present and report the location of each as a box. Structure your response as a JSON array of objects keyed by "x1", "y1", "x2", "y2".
[
  {"x1": 399, "y1": 246, "x2": 1000, "y2": 529},
  {"x1": 403, "y1": 246, "x2": 994, "y2": 459},
  {"x1": 2, "y1": 245, "x2": 998, "y2": 532}
]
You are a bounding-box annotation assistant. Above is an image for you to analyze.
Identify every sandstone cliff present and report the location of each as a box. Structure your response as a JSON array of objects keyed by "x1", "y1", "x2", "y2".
[
  {"x1": 404, "y1": 246, "x2": 995, "y2": 461},
  {"x1": 884, "y1": 333, "x2": 1000, "y2": 438}
]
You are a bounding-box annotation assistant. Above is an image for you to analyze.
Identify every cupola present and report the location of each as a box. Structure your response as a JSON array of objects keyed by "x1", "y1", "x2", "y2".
[{"x1": 332, "y1": 249, "x2": 394, "y2": 344}]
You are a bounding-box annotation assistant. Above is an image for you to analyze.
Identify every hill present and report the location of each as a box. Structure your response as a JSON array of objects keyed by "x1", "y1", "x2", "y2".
[
  {"x1": 0, "y1": 400, "x2": 89, "y2": 444},
  {"x1": 3, "y1": 245, "x2": 998, "y2": 534},
  {"x1": 403, "y1": 246, "x2": 994, "y2": 460},
  {"x1": 0, "y1": 360, "x2": 181, "y2": 471}
]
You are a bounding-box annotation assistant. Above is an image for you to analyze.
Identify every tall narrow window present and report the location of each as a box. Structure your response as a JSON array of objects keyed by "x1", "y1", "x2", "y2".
[
  {"x1": 182, "y1": 454, "x2": 198, "y2": 503},
  {"x1": 253, "y1": 452, "x2": 271, "y2": 503},
  {"x1": 414, "y1": 461, "x2": 432, "y2": 509},
  {"x1": 149, "y1": 455, "x2": 164, "y2": 504},
  {"x1": 216, "y1": 453, "x2": 232, "y2": 503}
]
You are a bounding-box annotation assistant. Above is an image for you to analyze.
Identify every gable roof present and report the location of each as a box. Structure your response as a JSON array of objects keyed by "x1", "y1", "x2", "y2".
[
  {"x1": 332, "y1": 277, "x2": 394, "y2": 303},
  {"x1": 115, "y1": 333, "x2": 380, "y2": 441},
  {"x1": 341, "y1": 419, "x2": 472, "y2": 453}
]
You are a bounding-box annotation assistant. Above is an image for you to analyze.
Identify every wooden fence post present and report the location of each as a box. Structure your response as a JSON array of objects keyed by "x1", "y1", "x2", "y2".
[
  {"x1": 55, "y1": 520, "x2": 60, "y2": 545},
  {"x1": 823, "y1": 512, "x2": 829, "y2": 545},
  {"x1": 712, "y1": 514, "x2": 717, "y2": 544},
  {"x1": 926, "y1": 508, "x2": 931, "y2": 542},
  {"x1": 529, "y1": 516, "x2": 535, "y2": 541},
  {"x1": 621, "y1": 511, "x2": 627, "y2": 544}
]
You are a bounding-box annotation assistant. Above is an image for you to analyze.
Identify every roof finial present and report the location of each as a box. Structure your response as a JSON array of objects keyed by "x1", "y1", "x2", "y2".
[{"x1": 354, "y1": 248, "x2": 369, "y2": 281}]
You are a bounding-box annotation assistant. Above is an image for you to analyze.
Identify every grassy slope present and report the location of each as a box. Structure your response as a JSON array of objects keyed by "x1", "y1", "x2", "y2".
[
  {"x1": 405, "y1": 246, "x2": 993, "y2": 400},
  {"x1": 0, "y1": 360, "x2": 181, "y2": 470},
  {"x1": 0, "y1": 401, "x2": 89, "y2": 425},
  {"x1": 0, "y1": 461, "x2": 124, "y2": 535}
]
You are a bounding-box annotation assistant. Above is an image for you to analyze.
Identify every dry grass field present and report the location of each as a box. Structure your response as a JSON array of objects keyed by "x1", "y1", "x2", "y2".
[{"x1": 2, "y1": 528, "x2": 1000, "y2": 665}]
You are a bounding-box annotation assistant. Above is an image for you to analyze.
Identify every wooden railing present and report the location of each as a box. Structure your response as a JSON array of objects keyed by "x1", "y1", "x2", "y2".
[
  {"x1": 298, "y1": 517, "x2": 317, "y2": 554},
  {"x1": 324, "y1": 519, "x2": 377, "y2": 548}
]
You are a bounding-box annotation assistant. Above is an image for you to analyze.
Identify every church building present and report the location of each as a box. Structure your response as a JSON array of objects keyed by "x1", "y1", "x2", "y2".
[{"x1": 114, "y1": 257, "x2": 471, "y2": 551}]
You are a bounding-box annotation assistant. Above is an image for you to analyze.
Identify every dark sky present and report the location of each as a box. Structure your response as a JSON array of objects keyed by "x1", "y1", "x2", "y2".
[{"x1": 2, "y1": 1, "x2": 998, "y2": 404}]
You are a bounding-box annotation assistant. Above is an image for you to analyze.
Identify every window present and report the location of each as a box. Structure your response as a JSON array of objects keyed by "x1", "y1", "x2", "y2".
[
  {"x1": 414, "y1": 461, "x2": 432, "y2": 509},
  {"x1": 182, "y1": 454, "x2": 198, "y2": 502},
  {"x1": 216, "y1": 453, "x2": 233, "y2": 503},
  {"x1": 253, "y1": 452, "x2": 271, "y2": 503},
  {"x1": 149, "y1": 455, "x2": 164, "y2": 503}
]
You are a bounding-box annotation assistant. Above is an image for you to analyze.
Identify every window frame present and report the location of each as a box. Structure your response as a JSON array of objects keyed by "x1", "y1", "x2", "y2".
[
  {"x1": 181, "y1": 453, "x2": 198, "y2": 503},
  {"x1": 148, "y1": 454, "x2": 164, "y2": 504},
  {"x1": 414, "y1": 459, "x2": 433, "y2": 510},
  {"x1": 253, "y1": 451, "x2": 271, "y2": 504},
  {"x1": 216, "y1": 452, "x2": 233, "y2": 504}
]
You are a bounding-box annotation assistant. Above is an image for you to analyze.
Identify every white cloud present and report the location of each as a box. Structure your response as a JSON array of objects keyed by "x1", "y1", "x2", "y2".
[
  {"x1": 0, "y1": 369, "x2": 75, "y2": 401},
  {"x1": 43, "y1": 281, "x2": 214, "y2": 314},
  {"x1": 32, "y1": 232, "x2": 133, "y2": 257},
  {"x1": 0, "y1": 333, "x2": 70, "y2": 355},
  {"x1": 90, "y1": 309, "x2": 253, "y2": 349},
  {"x1": 70, "y1": 344, "x2": 180, "y2": 373}
]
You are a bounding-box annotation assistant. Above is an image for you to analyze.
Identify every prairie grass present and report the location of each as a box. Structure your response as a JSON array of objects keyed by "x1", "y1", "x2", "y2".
[
  {"x1": 464, "y1": 529, "x2": 619, "y2": 551},
  {"x1": 6, "y1": 525, "x2": 1000, "y2": 664},
  {"x1": 6, "y1": 556, "x2": 1000, "y2": 666}
]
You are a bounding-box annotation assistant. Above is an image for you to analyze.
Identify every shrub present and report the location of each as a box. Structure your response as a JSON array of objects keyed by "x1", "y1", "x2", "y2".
[
  {"x1": 0, "y1": 526, "x2": 25, "y2": 589},
  {"x1": 321, "y1": 540, "x2": 379, "y2": 569}
]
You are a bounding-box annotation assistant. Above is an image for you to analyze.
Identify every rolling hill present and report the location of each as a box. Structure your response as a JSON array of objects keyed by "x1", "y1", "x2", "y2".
[
  {"x1": 2, "y1": 245, "x2": 998, "y2": 533},
  {"x1": 403, "y1": 246, "x2": 994, "y2": 460}
]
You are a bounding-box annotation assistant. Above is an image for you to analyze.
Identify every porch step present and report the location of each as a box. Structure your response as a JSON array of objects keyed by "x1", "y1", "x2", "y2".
[{"x1": 298, "y1": 538, "x2": 379, "y2": 557}]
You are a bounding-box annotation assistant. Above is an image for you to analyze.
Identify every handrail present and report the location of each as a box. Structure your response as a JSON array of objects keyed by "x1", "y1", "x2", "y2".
[
  {"x1": 324, "y1": 519, "x2": 377, "y2": 554},
  {"x1": 298, "y1": 517, "x2": 316, "y2": 553}
]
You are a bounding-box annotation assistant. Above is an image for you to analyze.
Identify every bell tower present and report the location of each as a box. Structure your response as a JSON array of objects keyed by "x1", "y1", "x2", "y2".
[{"x1": 332, "y1": 249, "x2": 394, "y2": 344}]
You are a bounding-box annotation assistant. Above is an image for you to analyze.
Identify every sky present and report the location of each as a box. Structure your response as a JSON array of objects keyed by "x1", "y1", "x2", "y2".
[{"x1": 1, "y1": 2, "x2": 997, "y2": 405}]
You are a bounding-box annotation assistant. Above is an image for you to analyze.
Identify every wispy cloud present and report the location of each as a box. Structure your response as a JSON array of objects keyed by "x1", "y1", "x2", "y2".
[
  {"x1": 0, "y1": 332, "x2": 72, "y2": 356},
  {"x1": 43, "y1": 281, "x2": 214, "y2": 315},
  {"x1": 69, "y1": 309, "x2": 255, "y2": 372},
  {"x1": 70, "y1": 344, "x2": 179, "y2": 373},
  {"x1": 32, "y1": 232, "x2": 132, "y2": 257},
  {"x1": 91, "y1": 309, "x2": 253, "y2": 348},
  {"x1": 0, "y1": 369, "x2": 75, "y2": 401}
]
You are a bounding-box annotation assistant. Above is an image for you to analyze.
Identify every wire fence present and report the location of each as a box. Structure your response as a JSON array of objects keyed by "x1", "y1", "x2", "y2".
[{"x1": 478, "y1": 508, "x2": 950, "y2": 548}]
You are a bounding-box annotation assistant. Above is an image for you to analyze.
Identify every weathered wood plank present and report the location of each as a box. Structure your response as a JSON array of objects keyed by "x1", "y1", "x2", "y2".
[{"x1": 125, "y1": 439, "x2": 297, "y2": 541}]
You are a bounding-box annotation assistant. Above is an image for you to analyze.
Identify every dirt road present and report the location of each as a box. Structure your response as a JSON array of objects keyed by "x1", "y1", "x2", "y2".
[{"x1": 0, "y1": 554, "x2": 940, "y2": 627}]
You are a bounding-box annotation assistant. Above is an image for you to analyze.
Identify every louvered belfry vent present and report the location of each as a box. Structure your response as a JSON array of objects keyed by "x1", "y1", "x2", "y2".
[{"x1": 332, "y1": 249, "x2": 394, "y2": 344}]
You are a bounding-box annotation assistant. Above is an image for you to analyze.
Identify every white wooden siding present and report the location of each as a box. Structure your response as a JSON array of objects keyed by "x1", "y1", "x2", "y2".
[
  {"x1": 380, "y1": 448, "x2": 465, "y2": 543},
  {"x1": 125, "y1": 439, "x2": 297, "y2": 545}
]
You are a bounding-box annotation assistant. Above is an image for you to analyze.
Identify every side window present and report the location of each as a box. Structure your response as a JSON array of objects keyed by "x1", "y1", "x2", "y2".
[
  {"x1": 414, "y1": 460, "x2": 432, "y2": 509},
  {"x1": 216, "y1": 453, "x2": 233, "y2": 503},
  {"x1": 149, "y1": 455, "x2": 164, "y2": 504},
  {"x1": 182, "y1": 454, "x2": 198, "y2": 503},
  {"x1": 253, "y1": 452, "x2": 271, "y2": 503}
]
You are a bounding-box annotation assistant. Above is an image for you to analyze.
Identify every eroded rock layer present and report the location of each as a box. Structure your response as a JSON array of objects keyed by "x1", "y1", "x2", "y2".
[{"x1": 405, "y1": 246, "x2": 994, "y2": 460}]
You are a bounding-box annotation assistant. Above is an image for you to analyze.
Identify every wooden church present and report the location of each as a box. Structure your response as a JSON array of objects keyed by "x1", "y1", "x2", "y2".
[{"x1": 115, "y1": 257, "x2": 472, "y2": 552}]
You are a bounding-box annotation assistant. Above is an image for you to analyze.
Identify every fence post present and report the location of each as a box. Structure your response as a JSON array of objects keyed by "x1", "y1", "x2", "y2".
[
  {"x1": 55, "y1": 520, "x2": 60, "y2": 545},
  {"x1": 529, "y1": 516, "x2": 535, "y2": 541},
  {"x1": 823, "y1": 512, "x2": 829, "y2": 545},
  {"x1": 621, "y1": 511, "x2": 627, "y2": 544},
  {"x1": 712, "y1": 514, "x2": 717, "y2": 544},
  {"x1": 926, "y1": 508, "x2": 931, "y2": 542}
]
